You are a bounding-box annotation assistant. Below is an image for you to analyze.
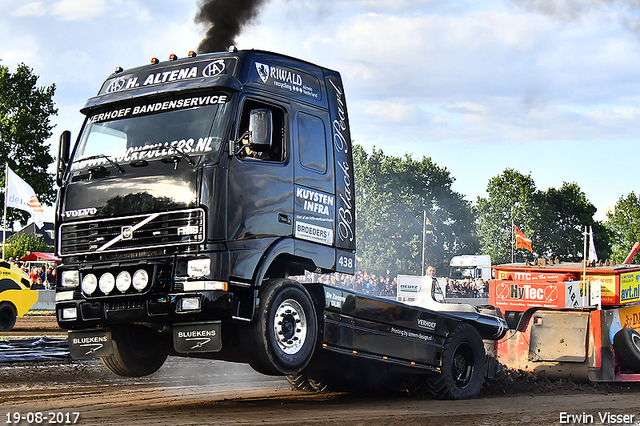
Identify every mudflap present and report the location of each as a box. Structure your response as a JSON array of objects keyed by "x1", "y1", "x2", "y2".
[
  {"x1": 485, "y1": 354, "x2": 501, "y2": 378},
  {"x1": 173, "y1": 321, "x2": 222, "y2": 354},
  {"x1": 68, "y1": 329, "x2": 113, "y2": 359}
]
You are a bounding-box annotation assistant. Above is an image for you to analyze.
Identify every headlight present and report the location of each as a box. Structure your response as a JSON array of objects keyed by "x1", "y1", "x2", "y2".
[
  {"x1": 61, "y1": 270, "x2": 80, "y2": 288},
  {"x1": 99, "y1": 273, "x2": 115, "y2": 295},
  {"x1": 180, "y1": 297, "x2": 201, "y2": 311},
  {"x1": 116, "y1": 271, "x2": 132, "y2": 292},
  {"x1": 132, "y1": 269, "x2": 149, "y2": 291},
  {"x1": 188, "y1": 258, "x2": 211, "y2": 278},
  {"x1": 61, "y1": 307, "x2": 77, "y2": 320},
  {"x1": 82, "y1": 274, "x2": 98, "y2": 295}
]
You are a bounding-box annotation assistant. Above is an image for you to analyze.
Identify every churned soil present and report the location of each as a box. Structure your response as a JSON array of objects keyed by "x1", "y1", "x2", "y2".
[
  {"x1": 4, "y1": 314, "x2": 63, "y2": 336},
  {"x1": 2, "y1": 315, "x2": 640, "y2": 425}
]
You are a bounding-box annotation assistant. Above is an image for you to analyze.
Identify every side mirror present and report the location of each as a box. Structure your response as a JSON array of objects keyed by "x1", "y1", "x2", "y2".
[
  {"x1": 57, "y1": 130, "x2": 71, "y2": 187},
  {"x1": 248, "y1": 108, "x2": 272, "y2": 151}
]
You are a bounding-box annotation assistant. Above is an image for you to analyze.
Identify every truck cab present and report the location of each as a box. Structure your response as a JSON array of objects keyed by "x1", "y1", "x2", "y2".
[
  {"x1": 55, "y1": 49, "x2": 355, "y2": 377},
  {"x1": 449, "y1": 255, "x2": 492, "y2": 282}
]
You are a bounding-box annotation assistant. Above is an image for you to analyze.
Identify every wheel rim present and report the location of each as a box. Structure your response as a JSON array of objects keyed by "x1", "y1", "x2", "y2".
[
  {"x1": 451, "y1": 342, "x2": 475, "y2": 389},
  {"x1": 273, "y1": 298, "x2": 307, "y2": 355}
]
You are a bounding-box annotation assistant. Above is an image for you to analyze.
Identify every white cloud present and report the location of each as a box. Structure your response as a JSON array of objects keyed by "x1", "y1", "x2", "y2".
[
  {"x1": 363, "y1": 100, "x2": 425, "y2": 124},
  {"x1": 51, "y1": 0, "x2": 107, "y2": 22},
  {"x1": 595, "y1": 201, "x2": 616, "y2": 222},
  {"x1": 5, "y1": 0, "x2": 640, "y2": 216},
  {"x1": 11, "y1": 2, "x2": 46, "y2": 17}
]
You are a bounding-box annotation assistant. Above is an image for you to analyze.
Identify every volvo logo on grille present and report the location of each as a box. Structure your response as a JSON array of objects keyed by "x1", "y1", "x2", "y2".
[{"x1": 121, "y1": 226, "x2": 133, "y2": 240}]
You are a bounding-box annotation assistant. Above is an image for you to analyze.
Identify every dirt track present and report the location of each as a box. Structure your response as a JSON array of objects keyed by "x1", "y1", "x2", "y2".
[{"x1": 2, "y1": 316, "x2": 640, "y2": 426}]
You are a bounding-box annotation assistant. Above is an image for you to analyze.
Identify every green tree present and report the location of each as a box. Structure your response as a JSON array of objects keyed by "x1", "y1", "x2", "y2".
[
  {"x1": 476, "y1": 169, "x2": 538, "y2": 264},
  {"x1": 535, "y1": 183, "x2": 610, "y2": 262},
  {"x1": 354, "y1": 145, "x2": 477, "y2": 275},
  {"x1": 0, "y1": 63, "x2": 57, "y2": 227},
  {"x1": 477, "y1": 169, "x2": 609, "y2": 264},
  {"x1": 606, "y1": 192, "x2": 640, "y2": 263},
  {"x1": 3, "y1": 232, "x2": 53, "y2": 260}
]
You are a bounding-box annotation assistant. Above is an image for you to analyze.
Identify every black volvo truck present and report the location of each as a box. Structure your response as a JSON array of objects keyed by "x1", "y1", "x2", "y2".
[{"x1": 55, "y1": 48, "x2": 507, "y2": 399}]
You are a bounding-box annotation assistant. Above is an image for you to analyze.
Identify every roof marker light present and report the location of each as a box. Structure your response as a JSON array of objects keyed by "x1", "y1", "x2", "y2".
[
  {"x1": 115, "y1": 66, "x2": 124, "y2": 74},
  {"x1": 169, "y1": 54, "x2": 178, "y2": 61},
  {"x1": 151, "y1": 57, "x2": 159, "y2": 64},
  {"x1": 188, "y1": 51, "x2": 197, "y2": 58}
]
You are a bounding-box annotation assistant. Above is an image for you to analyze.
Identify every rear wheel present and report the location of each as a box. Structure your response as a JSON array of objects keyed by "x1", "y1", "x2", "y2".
[
  {"x1": 286, "y1": 374, "x2": 315, "y2": 391},
  {"x1": 0, "y1": 302, "x2": 17, "y2": 331},
  {"x1": 249, "y1": 279, "x2": 318, "y2": 375},
  {"x1": 426, "y1": 322, "x2": 485, "y2": 399},
  {"x1": 102, "y1": 325, "x2": 168, "y2": 377}
]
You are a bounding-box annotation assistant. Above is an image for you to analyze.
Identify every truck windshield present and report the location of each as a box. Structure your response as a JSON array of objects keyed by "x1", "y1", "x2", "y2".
[
  {"x1": 71, "y1": 92, "x2": 230, "y2": 171},
  {"x1": 449, "y1": 267, "x2": 475, "y2": 280}
]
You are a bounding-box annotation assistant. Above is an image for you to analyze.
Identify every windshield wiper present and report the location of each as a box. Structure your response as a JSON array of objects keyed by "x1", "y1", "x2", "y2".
[
  {"x1": 132, "y1": 145, "x2": 196, "y2": 167},
  {"x1": 76, "y1": 154, "x2": 125, "y2": 174},
  {"x1": 168, "y1": 145, "x2": 195, "y2": 166}
]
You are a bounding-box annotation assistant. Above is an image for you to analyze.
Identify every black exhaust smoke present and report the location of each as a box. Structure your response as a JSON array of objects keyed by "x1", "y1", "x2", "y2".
[{"x1": 195, "y1": 0, "x2": 270, "y2": 53}]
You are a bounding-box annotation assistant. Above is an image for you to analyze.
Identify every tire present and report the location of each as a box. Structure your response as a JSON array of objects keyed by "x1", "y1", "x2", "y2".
[
  {"x1": 402, "y1": 375, "x2": 429, "y2": 397},
  {"x1": 286, "y1": 373, "x2": 332, "y2": 392},
  {"x1": 614, "y1": 328, "x2": 640, "y2": 373},
  {"x1": 308, "y1": 376, "x2": 331, "y2": 392},
  {"x1": 426, "y1": 322, "x2": 486, "y2": 400},
  {"x1": 0, "y1": 302, "x2": 17, "y2": 331},
  {"x1": 286, "y1": 374, "x2": 315, "y2": 391},
  {"x1": 505, "y1": 311, "x2": 522, "y2": 330},
  {"x1": 101, "y1": 325, "x2": 168, "y2": 377},
  {"x1": 249, "y1": 279, "x2": 318, "y2": 376}
]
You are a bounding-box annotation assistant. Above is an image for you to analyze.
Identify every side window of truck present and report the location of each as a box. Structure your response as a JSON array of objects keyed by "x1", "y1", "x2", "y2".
[
  {"x1": 297, "y1": 112, "x2": 327, "y2": 173},
  {"x1": 238, "y1": 99, "x2": 286, "y2": 162}
]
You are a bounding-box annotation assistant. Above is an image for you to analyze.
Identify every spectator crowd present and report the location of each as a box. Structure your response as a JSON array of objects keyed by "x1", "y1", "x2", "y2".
[
  {"x1": 5, "y1": 257, "x2": 489, "y2": 298},
  {"x1": 6, "y1": 257, "x2": 57, "y2": 290},
  {"x1": 293, "y1": 269, "x2": 488, "y2": 299}
]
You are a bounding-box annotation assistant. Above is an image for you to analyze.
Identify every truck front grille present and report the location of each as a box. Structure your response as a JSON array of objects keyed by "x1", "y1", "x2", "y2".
[{"x1": 59, "y1": 208, "x2": 205, "y2": 256}]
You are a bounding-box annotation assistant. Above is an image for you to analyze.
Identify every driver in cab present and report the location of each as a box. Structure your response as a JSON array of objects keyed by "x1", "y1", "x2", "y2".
[{"x1": 239, "y1": 134, "x2": 268, "y2": 160}]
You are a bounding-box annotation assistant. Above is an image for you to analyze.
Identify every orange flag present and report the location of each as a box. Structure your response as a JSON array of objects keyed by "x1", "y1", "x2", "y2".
[{"x1": 514, "y1": 225, "x2": 532, "y2": 252}]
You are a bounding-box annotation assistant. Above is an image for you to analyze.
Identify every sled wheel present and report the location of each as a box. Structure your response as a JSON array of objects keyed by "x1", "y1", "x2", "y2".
[
  {"x1": 426, "y1": 322, "x2": 485, "y2": 400},
  {"x1": 0, "y1": 302, "x2": 17, "y2": 331},
  {"x1": 614, "y1": 328, "x2": 640, "y2": 373},
  {"x1": 102, "y1": 325, "x2": 168, "y2": 377},
  {"x1": 249, "y1": 279, "x2": 318, "y2": 376}
]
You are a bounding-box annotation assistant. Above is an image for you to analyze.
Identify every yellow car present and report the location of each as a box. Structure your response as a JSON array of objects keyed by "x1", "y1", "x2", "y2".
[{"x1": 0, "y1": 261, "x2": 38, "y2": 331}]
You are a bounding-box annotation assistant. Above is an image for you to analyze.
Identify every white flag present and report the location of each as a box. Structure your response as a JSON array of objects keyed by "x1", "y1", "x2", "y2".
[
  {"x1": 588, "y1": 226, "x2": 598, "y2": 263},
  {"x1": 5, "y1": 167, "x2": 44, "y2": 229}
]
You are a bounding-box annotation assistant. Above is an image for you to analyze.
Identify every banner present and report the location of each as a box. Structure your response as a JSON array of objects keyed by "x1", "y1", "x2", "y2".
[
  {"x1": 514, "y1": 225, "x2": 532, "y2": 252},
  {"x1": 424, "y1": 215, "x2": 437, "y2": 245},
  {"x1": 588, "y1": 226, "x2": 598, "y2": 263},
  {"x1": 5, "y1": 167, "x2": 44, "y2": 229}
]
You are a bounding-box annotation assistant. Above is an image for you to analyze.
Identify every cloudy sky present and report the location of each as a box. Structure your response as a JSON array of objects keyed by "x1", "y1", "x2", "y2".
[{"x1": 3, "y1": 0, "x2": 640, "y2": 223}]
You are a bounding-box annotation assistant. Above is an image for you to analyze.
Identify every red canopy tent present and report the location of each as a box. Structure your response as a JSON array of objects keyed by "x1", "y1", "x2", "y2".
[{"x1": 19, "y1": 252, "x2": 61, "y2": 262}]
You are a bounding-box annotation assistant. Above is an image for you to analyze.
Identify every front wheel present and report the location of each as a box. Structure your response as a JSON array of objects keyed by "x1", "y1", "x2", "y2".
[
  {"x1": 426, "y1": 322, "x2": 486, "y2": 399},
  {"x1": 102, "y1": 325, "x2": 168, "y2": 377},
  {"x1": 249, "y1": 279, "x2": 318, "y2": 376}
]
